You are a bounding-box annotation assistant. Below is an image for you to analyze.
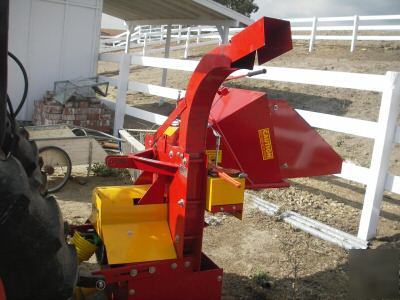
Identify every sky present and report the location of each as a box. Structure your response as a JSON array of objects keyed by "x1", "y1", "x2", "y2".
[
  {"x1": 252, "y1": 0, "x2": 400, "y2": 19},
  {"x1": 101, "y1": 0, "x2": 400, "y2": 29}
]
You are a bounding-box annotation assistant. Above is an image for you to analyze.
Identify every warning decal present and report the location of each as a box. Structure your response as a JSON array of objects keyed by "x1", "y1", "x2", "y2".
[{"x1": 258, "y1": 128, "x2": 274, "y2": 160}]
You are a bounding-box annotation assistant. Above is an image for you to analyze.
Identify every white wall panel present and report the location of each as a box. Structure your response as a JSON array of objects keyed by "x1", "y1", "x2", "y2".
[{"x1": 8, "y1": 0, "x2": 102, "y2": 120}]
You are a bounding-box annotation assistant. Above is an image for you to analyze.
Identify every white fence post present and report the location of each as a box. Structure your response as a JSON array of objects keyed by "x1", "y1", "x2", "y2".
[
  {"x1": 177, "y1": 25, "x2": 182, "y2": 44},
  {"x1": 138, "y1": 26, "x2": 142, "y2": 44},
  {"x1": 113, "y1": 54, "x2": 131, "y2": 136},
  {"x1": 184, "y1": 27, "x2": 191, "y2": 59},
  {"x1": 149, "y1": 25, "x2": 152, "y2": 42},
  {"x1": 142, "y1": 33, "x2": 147, "y2": 56},
  {"x1": 197, "y1": 26, "x2": 201, "y2": 43},
  {"x1": 124, "y1": 30, "x2": 131, "y2": 53},
  {"x1": 309, "y1": 16, "x2": 317, "y2": 52},
  {"x1": 160, "y1": 25, "x2": 164, "y2": 44},
  {"x1": 357, "y1": 71, "x2": 400, "y2": 240},
  {"x1": 351, "y1": 15, "x2": 359, "y2": 52}
]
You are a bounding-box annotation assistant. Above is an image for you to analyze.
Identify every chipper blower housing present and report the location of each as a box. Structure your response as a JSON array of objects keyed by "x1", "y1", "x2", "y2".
[{"x1": 71, "y1": 17, "x2": 342, "y2": 300}]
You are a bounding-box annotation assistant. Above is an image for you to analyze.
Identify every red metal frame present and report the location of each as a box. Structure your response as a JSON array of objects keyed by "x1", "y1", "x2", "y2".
[{"x1": 94, "y1": 17, "x2": 294, "y2": 299}]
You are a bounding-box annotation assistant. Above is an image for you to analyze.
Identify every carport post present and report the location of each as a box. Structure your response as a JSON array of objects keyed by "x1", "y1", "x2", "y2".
[
  {"x1": 217, "y1": 24, "x2": 230, "y2": 45},
  {"x1": 357, "y1": 72, "x2": 400, "y2": 240},
  {"x1": 113, "y1": 54, "x2": 131, "y2": 136},
  {"x1": 160, "y1": 24, "x2": 172, "y2": 105}
]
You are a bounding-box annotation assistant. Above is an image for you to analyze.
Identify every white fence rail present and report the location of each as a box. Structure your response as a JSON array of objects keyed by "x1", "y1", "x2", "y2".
[
  {"x1": 98, "y1": 52, "x2": 400, "y2": 244},
  {"x1": 100, "y1": 14, "x2": 400, "y2": 54}
]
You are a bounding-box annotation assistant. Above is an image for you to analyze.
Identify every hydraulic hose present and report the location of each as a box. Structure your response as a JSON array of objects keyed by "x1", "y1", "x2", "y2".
[{"x1": 8, "y1": 51, "x2": 28, "y2": 117}]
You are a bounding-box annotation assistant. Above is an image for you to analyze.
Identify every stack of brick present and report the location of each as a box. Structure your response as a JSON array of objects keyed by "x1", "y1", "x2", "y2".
[{"x1": 33, "y1": 91, "x2": 113, "y2": 133}]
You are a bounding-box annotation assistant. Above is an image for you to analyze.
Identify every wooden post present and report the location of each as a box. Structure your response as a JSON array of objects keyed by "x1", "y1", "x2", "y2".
[
  {"x1": 184, "y1": 27, "x2": 191, "y2": 59},
  {"x1": 113, "y1": 54, "x2": 131, "y2": 136},
  {"x1": 160, "y1": 24, "x2": 172, "y2": 104},
  {"x1": 350, "y1": 15, "x2": 359, "y2": 52},
  {"x1": 358, "y1": 72, "x2": 400, "y2": 240},
  {"x1": 309, "y1": 17, "x2": 317, "y2": 52}
]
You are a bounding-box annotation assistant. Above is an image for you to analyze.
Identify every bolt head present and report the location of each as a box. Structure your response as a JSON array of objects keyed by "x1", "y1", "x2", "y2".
[
  {"x1": 182, "y1": 157, "x2": 187, "y2": 165},
  {"x1": 96, "y1": 280, "x2": 106, "y2": 290},
  {"x1": 273, "y1": 104, "x2": 279, "y2": 111},
  {"x1": 130, "y1": 269, "x2": 138, "y2": 277},
  {"x1": 217, "y1": 275, "x2": 223, "y2": 282},
  {"x1": 128, "y1": 289, "x2": 135, "y2": 296},
  {"x1": 149, "y1": 266, "x2": 156, "y2": 274},
  {"x1": 175, "y1": 235, "x2": 180, "y2": 242},
  {"x1": 220, "y1": 207, "x2": 224, "y2": 212},
  {"x1": 171, "y1": 262, "x2": 178, "y2": 269},
  {"x1": 184, "y1": 261, "x2": 191, "y2": 268},
  {"x1": 169, "y1": 150, "x2": 173, "y2": 158},
  {"x1": 177, "y1": 199, "x2": 185, "y2": 207}
]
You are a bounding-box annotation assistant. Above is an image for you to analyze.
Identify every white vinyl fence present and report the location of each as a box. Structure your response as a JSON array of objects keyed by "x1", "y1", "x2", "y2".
[
  {"x1": 98, "y1": 52, "x2": 400, "y2": 247},
  {"x1": 100, "y1": 14, "x2": 400, "y2": 54}
]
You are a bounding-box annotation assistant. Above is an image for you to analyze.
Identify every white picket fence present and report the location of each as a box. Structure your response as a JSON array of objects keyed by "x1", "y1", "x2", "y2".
[
  {"x1": 98, "y1": 51, "x2": 400, "y2": 246},
  {"x1": 100, "y1": 14, "x2": 400, "y2": 54}
]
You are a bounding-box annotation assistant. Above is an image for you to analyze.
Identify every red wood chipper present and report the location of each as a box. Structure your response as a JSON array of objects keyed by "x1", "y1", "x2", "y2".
[{"x1": 72, "y1": 17, "x2": 342, "y2": 299}]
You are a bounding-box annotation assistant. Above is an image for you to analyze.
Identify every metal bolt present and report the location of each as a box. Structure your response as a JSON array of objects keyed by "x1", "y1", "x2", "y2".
[
  {"x1": 169, "y1": 150, "x2": 173, "y2": 158},
  {"x1": 232, "y1": 205, "x2": 236, "y2": 210},
  {"x1": 217, "y1": 275, "x2": 223, "y2": 282},
  {"x1": 96, "y1": 280, "x2": 106, "y2": 290},
  {"x1": 182, "y1": 157, "x2": 187, "y2": 166},
  {"x1": 184, "y1": 261, "x2": 191, "y2": 268},
  {"x1": 127, "y1": 230, "x2": 133, "y2": 236},
  {"x1": 175, "y1": 235, "x2": 180, "y2": 242},
  {"x1": 130, "y1": 269, "x2": 138, "y2": 277},
  {"x1": 282, "y1": 162, "x2": 288, "y2": 168},
  {"x1": 180, "y1": 153, "x2": 184, "y2": 158},
  {"x1": 149, "y1": 266, "x2": 156, "y2": 274},
  {"x1": 273, "y1": 104, "x2": 279, "y2": 111},
  {"x1": 220, "y1": 207, "x2": 224, "y2": 212},
  {"x1": 128, "y1": 289, "x2": 135, "y2": 296},
  {"x1": 177, "y1": 199, "x2": 185, "y2": 207},
  {"x1": 171, "y1": 262, "x2": 178, "y2": 269}
]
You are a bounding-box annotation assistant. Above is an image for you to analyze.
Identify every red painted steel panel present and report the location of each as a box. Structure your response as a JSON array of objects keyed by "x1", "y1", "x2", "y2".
[{"x1": 207, "y1": 88, "x2": 342, "y2": 188}]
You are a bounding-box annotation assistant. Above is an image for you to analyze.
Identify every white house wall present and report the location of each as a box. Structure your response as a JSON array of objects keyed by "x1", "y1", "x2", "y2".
[{"x1": 8, "y1": 0, "x2": 103, "y2": 120}]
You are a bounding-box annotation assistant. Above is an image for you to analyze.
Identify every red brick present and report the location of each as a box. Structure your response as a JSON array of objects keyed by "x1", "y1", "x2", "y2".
[
  {"x1": 79, "y1": 100, "x2": 89, "y2": 108},
  {"x1": 45, "y1": 105, "x2": 63, "y2": 114},
  {"x1": 101, "y1": 113, "x2": 112, "y2": 120},
  {"x1": 62, "y1": 114, "x2": 75, "y2": 121},
  {"x1": 87, "y1": 113, "x2": 101, "y2": 120},
  {"x1": 47, "y1": 113, "x2": 62, "y2": 120},
  {"x1": 100, "y1": 120, "x2": 111, "y2": 126},
  {"x1": 88, "y1": 107, "x2": 102, "y2": 114},
  {"x1": 75, "y1": 114, "x2": 87, "y2": 121}
]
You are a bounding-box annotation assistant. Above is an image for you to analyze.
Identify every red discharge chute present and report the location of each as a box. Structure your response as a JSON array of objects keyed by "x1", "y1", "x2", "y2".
[{"x1": 207, "y1": 87, "x2": 342, "y2": 189}]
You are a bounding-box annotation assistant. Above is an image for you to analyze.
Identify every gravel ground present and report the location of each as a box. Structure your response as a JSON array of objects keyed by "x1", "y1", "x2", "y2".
[{"x1": 57, "y1": 39, "x2": 400, "y2": 299}]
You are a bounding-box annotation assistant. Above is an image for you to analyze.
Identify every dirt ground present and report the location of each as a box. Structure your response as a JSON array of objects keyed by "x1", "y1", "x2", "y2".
[{"x1": 57, "y1": 39, "x2": 400, "y2": 299}]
